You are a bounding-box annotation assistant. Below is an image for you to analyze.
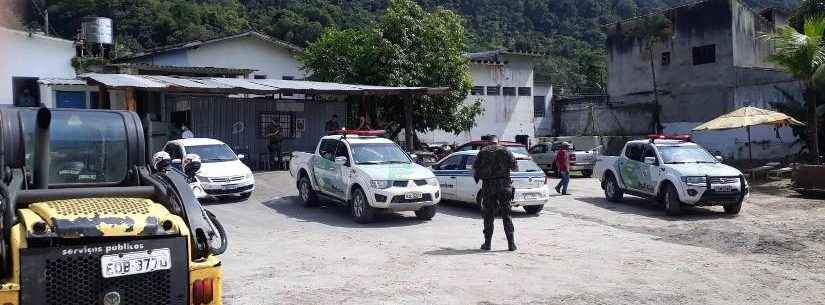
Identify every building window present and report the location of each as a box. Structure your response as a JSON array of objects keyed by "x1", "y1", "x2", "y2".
[
  {"x1": 12, "y1": 77, "x2": 40, "y2": 107},
  {"x1": 470, "y1": 86, "x2": 485, "y2": 95},
  {"x1": 254, "y1": 75, "x2": 267, "y2": 79},
  {"x1": 486, "y1": 86, "x2": 500, "y2": 96},
  {"x1": 502, "y1": 87, "x2": 516, "y2": 96},
  {"x1": 692, "y1": 45, "x2": 716, "y2": 65},
  {"x1": 661, "y1": 52, "x2": 671, "y2": 66},
  {"x1": 533, "y1": 96, "x2": 546, "y2": 117},
  {"x1": 258, "y1": 112, "x2": 294, "y2": 138},
  {"x1": 518, "y1": 87, "x2": 532, "y2": 96}
]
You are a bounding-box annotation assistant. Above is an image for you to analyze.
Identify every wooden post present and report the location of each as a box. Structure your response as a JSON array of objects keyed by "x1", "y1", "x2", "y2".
[
  {"x1": 404, "y1": 95, "x2": 414, "y2": 151},
  {"x1": 746, "y1": 125, "x2": 753, "y2": 167}
]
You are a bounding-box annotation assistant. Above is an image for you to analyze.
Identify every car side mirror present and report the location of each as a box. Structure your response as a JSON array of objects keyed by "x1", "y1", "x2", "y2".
[
  {"x1": 334, "y1": 156, "x2": 348, "y2": 166},
  {"x1": 644, "y1": 157, "x2": 657, "y2": 165},
  {"x1": 238, "y1": 154, "x2": 246, "y2": 160},
  {"x1": 715, "y1": 155, "x2": 723, "y2": 162}
]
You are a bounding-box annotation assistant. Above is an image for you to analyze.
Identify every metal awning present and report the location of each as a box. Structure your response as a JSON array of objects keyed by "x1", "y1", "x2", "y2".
[{"x1": 79, "y1": 73, "x2": 449, "y2": 96}]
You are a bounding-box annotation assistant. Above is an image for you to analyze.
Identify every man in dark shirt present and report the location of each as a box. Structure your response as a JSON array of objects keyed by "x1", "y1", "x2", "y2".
[
  {"x1": 325, "y1": 114, "x2": 341, "y2": 132},
  {"x1": 555, "y1": 142, "x2": 571, "y2": 195},
  {"x1": 473, "y1": 135, "x2": 519, "y2": 251}
]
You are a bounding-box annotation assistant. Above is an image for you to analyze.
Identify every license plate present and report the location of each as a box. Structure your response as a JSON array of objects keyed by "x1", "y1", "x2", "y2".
[
  {"x1": 101, "y1": 248, "x2": 172, "y2": 278},
  {"x1": 222, "y1": 184, "x2": 239, "y2": 190},
  {"x1": 404, "y1": 192, "x2": 423, "y2": 200},
  {"x1": 714, "y1": 185, "x2": 734, "y2": 192},
  {"x1": 524, "y1": 193, "x2": 541, "y2": 200}
]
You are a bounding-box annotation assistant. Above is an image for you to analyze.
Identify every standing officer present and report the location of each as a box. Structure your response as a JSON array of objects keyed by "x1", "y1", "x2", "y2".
[{"x1": 473, "y1": 134, "x2": 519, "y2": 251}]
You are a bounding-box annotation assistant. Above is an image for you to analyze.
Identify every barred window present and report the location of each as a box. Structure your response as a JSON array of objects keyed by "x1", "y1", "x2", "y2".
[
  {"x1": 533, "y1": 96, "x2": 546, "y2": 117},
  {"x1": 470, "y1": 86, "x2": 485, "y2": 95},
  {"x1": 486, "y1": 86, "x2": 500, "y2": 96},
  {"x1": 518, "y1": 87, "x2": 532, "y2": 96}
]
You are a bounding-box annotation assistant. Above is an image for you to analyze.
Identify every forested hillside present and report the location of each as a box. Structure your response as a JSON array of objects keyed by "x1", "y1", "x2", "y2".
[{"x1": 5, "y1": 0, "x2": 801, "y2": 89}]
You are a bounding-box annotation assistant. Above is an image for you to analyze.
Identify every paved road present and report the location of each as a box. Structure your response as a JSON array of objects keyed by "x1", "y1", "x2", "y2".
[{"x1": 207, "y1": 172, "x2": 825, "y2": 305}]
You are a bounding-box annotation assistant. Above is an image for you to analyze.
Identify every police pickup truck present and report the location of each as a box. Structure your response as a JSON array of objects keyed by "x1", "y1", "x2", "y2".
[
  {"x1": 289, "y1": 130, "x2": 440, "y2": 223},
  {"x1": 593, "y1": 135, "x2": 749, "y2": 216}
]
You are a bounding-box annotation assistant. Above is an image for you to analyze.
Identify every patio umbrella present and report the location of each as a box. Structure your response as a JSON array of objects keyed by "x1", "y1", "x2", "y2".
[{"x1": 692, "y1": 106, "x2": 805, "y2": 164}]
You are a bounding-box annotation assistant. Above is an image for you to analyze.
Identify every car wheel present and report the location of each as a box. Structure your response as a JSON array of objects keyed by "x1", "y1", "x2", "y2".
[
  {"x1": 350, "y1": 187, "x2": 376, "y2": 223},
  {"x1": 581, "y1": 169, "x2": 593, "y2": 178},
  {"x1": 415, "y1": 205, "x2": 437, "y2": 220},
  {"x1": 298, "y1": 175, "x2": 319, "y2": 207},
  {"x1": 523, "y1": 204, "x2": 543, "y2": 214},
  {"x1": 724, "y1": 199, "x2": 743, "y2": 215},
  {"x1": 664, "y1": 184, "x2": 682, "y2": 216},
  {"x1": 604, "y1": 174, "x2": 624, "y2": 202}
]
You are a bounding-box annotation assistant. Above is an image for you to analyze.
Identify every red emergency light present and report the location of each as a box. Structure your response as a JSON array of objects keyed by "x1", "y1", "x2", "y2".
[
  {"x1": 648, "y1": 134, "x2": 692, "y2": 143},
  {"x1": 328, "y1": 128, "x2": 387, "y2": 137}
]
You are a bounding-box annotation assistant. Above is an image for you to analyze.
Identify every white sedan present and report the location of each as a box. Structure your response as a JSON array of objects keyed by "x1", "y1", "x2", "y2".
[
  {"x1": 163, "y1": 138, "x2": 255, "y2": 199},
  {"x1": 431, "y1": 151, "x2": 549, "y2": 214}
]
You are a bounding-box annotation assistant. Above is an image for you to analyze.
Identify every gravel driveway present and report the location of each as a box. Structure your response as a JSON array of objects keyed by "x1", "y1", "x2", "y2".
[{"x1": 207, "y1": 171, "x2": 825, "y2": 305}]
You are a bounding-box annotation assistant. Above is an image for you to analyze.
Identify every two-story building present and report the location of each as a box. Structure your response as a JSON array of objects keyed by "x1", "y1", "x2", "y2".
[
  {"x1": 420, "y1": 50, "x2": 550, "y2": 145},
  {"x1": 604, "y1": 0, "x2": 803, "y2": 160}
]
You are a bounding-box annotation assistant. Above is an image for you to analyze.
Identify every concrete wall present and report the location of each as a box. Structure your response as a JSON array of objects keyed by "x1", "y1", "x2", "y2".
[
  {"x1": 731, "y1": 0, "x2": 775, "y2": 69},
  {"x1": 420, "y1": 54, "x2": 537, "y2": 144},
  {"x1": 0, "y1": 27, "x2": 76, "y2": 104},
  {"x1": 133, "y1": 35, "x2": 306, "y2": 80},
  {"x1": 558, "y1": 98, "x2": 655, "y2": 137}
]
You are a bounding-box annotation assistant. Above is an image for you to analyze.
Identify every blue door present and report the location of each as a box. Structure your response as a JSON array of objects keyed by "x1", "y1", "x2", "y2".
[{"x1": 55, "y1": 91, "x2": 86, "y2": 109}]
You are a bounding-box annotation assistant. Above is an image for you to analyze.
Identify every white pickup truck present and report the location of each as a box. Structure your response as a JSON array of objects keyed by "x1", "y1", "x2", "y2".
[
  {"x1": 289, "y1": 132, "x2": 441, "y2": 223},
  {"x1": 593, "y1": 136, "x2": 749, "y2": 216}
]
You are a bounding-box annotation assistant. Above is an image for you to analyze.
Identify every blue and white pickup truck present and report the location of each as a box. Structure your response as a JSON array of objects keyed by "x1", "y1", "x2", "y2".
[
  {"x1": 593, "y1": 136, "x2": 749, "y2": 216},
  {"x1": 432, "y1": 151, "x2": 549, "y2": 214},
  {"x1": 289, "y1": 132, "x2": 440, "y2": 223}
]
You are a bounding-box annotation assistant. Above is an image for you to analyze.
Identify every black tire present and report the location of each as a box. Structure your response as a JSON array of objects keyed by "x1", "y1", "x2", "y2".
[
  {"x1": 724, "y1": 199, "x2": 742, "y2": 215},
  {"x1": 604, "y1": 174, "x2": 624, "y2": 202},
  {"x1": 663, "y1": 184, "x2": 682, "y2": 216},
  {"x1": 524, "y1": 204, "x2": 544, "y2": 214},
  {"x1": 298, "y1": 175, "x2": 319, "y2": 207},
  {"x1": 581, "y1": 169, "x2": 593, "y2": 178},
  {"x1": 415, "y1": 205, "x2": 437, "y2": 220},
  {"x1": 204, "y1": 210, "x2": 228, "y2": 255},
  {"x1": 350, "y1": 187, "x2": 376, "y2": 223}
]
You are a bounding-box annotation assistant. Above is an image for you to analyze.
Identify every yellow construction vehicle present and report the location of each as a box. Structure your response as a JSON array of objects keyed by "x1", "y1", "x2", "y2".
[{"x1": 0, "y1": 107, "x2": 227, "y2": 305}]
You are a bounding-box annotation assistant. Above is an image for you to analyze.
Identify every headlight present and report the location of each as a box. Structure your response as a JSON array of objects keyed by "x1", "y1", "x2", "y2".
[
  {"x1": 682, "y1": 176, "x2": 707, "y2": 186},
  {"x1": 426, "y1": 177, "x2": 439, "y2": 186},
  {"x1": 370, "y1": 180, "x2": 392, "y2": 189},
  {"x1": 245, "y1": 173, "x2": 254, "y2": 180},
  {"x1": 196, "y1": 175, "x2": 210, "y2": 183}
]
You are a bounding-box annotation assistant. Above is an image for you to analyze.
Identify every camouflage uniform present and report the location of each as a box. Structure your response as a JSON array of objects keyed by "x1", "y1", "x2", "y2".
[{"x1": 473, "y1": 144, "x2": 518, "y2": 251}]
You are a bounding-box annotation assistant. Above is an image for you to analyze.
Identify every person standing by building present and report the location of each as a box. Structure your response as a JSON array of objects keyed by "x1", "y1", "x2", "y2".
[
  {"x1": 325, "y1": 114, "x2": 341, "y2": 132},
  {"x1": 473, "y1": 135, "x2": 519, "y2": 251},
  {"x1": 267, "y1": 126, "x2": 283, "y2": 170},
  {"x1": 181, "y1": 125, "x2": 194, "y2": 139},
  {"x1": 554, "y1": 142, "x2": 571, "y2": 195}
]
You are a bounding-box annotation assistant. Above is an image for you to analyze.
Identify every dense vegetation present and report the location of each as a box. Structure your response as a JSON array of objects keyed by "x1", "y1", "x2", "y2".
[{"x1": 7, "y1": 0, "x2": 801, "y2": 90}]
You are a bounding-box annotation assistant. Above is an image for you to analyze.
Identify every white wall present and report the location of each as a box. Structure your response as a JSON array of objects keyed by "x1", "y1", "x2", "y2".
[
  {"x1": 0, "y1": 27, "x2": 76, "y2": 104},
  {"x1": 533, "y1": 84, "x2": 553, "y2": 136},
  {"x1": 664, "y1": 122, "x2": 802, "y2": 161},
  {"x1": 134, "y1": 35, "x2": 305, "y2": 80},
  {"x1": 420, "y1": 55, "x2": 537, "y2": 144}
]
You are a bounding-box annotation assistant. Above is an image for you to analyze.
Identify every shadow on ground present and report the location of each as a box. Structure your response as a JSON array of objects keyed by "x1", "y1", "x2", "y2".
[
  {"x1": 423, "y1": 247, "x2": 511, "y2": 256},
  {"x1": 199, "y1": 195, "x2": 250, "y2": 206},
  {"x1": 261, "y1": 196, "x2": 426, "y2": 228},
  {"x1": 573, "y1": 196, "x2": 737, "y2": 221},
  {"x1": 437, "y1": 200, "x2": 542, "y2": 219}
]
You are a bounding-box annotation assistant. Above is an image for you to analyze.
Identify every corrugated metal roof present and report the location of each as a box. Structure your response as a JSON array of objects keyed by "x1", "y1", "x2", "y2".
[
  {"x1": 76, "y1": 74, "x2": 449, "y2": 96},
  {"x1": 38, "y1": 78, "x2": 88, "y2": 86},
  {"x1": 83, "y1": 73, "x2": 167, "y2": 88}
]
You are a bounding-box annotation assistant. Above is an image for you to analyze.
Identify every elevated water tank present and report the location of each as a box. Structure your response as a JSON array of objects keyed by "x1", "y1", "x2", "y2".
[{"x1": 81, "y1": 17, "x2": 113, "y2": 45}]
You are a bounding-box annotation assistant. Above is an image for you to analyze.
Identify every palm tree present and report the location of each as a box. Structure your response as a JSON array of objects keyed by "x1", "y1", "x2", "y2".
[
  {"x1": 763, "y1": 17, "x2": 825, "y2": 163},
  {"x1": 627, "y1": 15, "x2": 673, "y2": 133}
]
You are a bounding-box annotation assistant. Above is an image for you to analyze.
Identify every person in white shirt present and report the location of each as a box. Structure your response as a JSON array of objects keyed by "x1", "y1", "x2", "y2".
[{"x1": 181, "y1": 125, "x2": 194, "y2": 139}]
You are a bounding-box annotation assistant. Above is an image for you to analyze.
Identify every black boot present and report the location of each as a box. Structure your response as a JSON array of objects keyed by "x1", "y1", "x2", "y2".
[
  {"x1": 481, "y1": 213, "x2": 494, "y2": 251},
  {"x1": 505, "y1": 231, "x2": 517, "y2": 251},
  {"x1": 480, "y1": 235, "x2": 491, "y2": 251}
]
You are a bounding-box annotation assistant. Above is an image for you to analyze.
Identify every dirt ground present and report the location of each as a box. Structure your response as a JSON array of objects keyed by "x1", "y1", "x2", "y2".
[{"x1": 206, "y1": 172, "x2": 825, "y2": 305}]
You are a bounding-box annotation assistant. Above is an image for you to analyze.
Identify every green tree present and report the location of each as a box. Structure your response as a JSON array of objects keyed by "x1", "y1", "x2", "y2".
[
  {"x1": 763, "y1": 16, "x2": 825, "y2": 162},
  {"x1": 301, "y1": 0, "x2": 481, "y2": 143},
  {"x1": 626, "y1": 15, "x2": 672, "y2": 133},
  {"x1": 789, "y1": 0, "x2": 825, "y2": 31}
]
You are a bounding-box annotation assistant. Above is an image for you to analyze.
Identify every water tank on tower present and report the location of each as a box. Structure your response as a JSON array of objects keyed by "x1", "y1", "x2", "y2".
[{"x1": 78, "y1": 17, "x2": 113, "y2": 58}]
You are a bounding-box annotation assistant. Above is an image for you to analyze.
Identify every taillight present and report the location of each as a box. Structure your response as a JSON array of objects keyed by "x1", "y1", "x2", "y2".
[
  {"x1": 193, "y1": 278, "x2": 215, "y2": 305},
  {"x1": 544, "y1": 176, "x2": 549, "y2": 185},
  {"x1": 569, "y1": 154, "x2": 576, "y2": 161}
]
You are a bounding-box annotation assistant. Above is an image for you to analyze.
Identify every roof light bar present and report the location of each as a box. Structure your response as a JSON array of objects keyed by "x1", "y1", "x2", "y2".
[{"x1": 648, "y1": 134, "x2": 692, "y2": 143}]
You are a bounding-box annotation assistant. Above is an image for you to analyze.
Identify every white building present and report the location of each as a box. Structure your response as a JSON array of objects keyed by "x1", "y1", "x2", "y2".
[
  {"x1": 0, "y1": 26, "x2": 79, "y2": 107},
  {"x1": 120, "y1": 31, "x2": 306, "y2": 81},
  {"x1": 421, "y1": 50, "x2": 548, "y2": 145}
]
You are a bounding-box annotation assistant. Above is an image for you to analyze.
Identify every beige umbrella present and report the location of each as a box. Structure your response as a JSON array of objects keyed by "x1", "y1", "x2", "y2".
[{"x1": 692, "y1": 106, "x2": 805, "y2": 164}]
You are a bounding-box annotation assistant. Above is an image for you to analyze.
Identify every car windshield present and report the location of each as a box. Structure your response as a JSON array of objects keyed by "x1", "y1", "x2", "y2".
[
  {"x1": 658, "y1": 145, "x2": 717, "y2": 164},
  {"x1": 186, "y1": 144, "x2": 237, "y2": 163},
  {"x1": 22, "y1": 110, "x2": 128, "y2": 184},
  {"x1": 507, "y1": 146, "x2": 529, "y2": 156},
  {"x1": 351, "y1": 143, "x2": 411, "y2": 165},
  {"x1": 516, "y1": 159, "x2": 542, "y2": 172}
]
